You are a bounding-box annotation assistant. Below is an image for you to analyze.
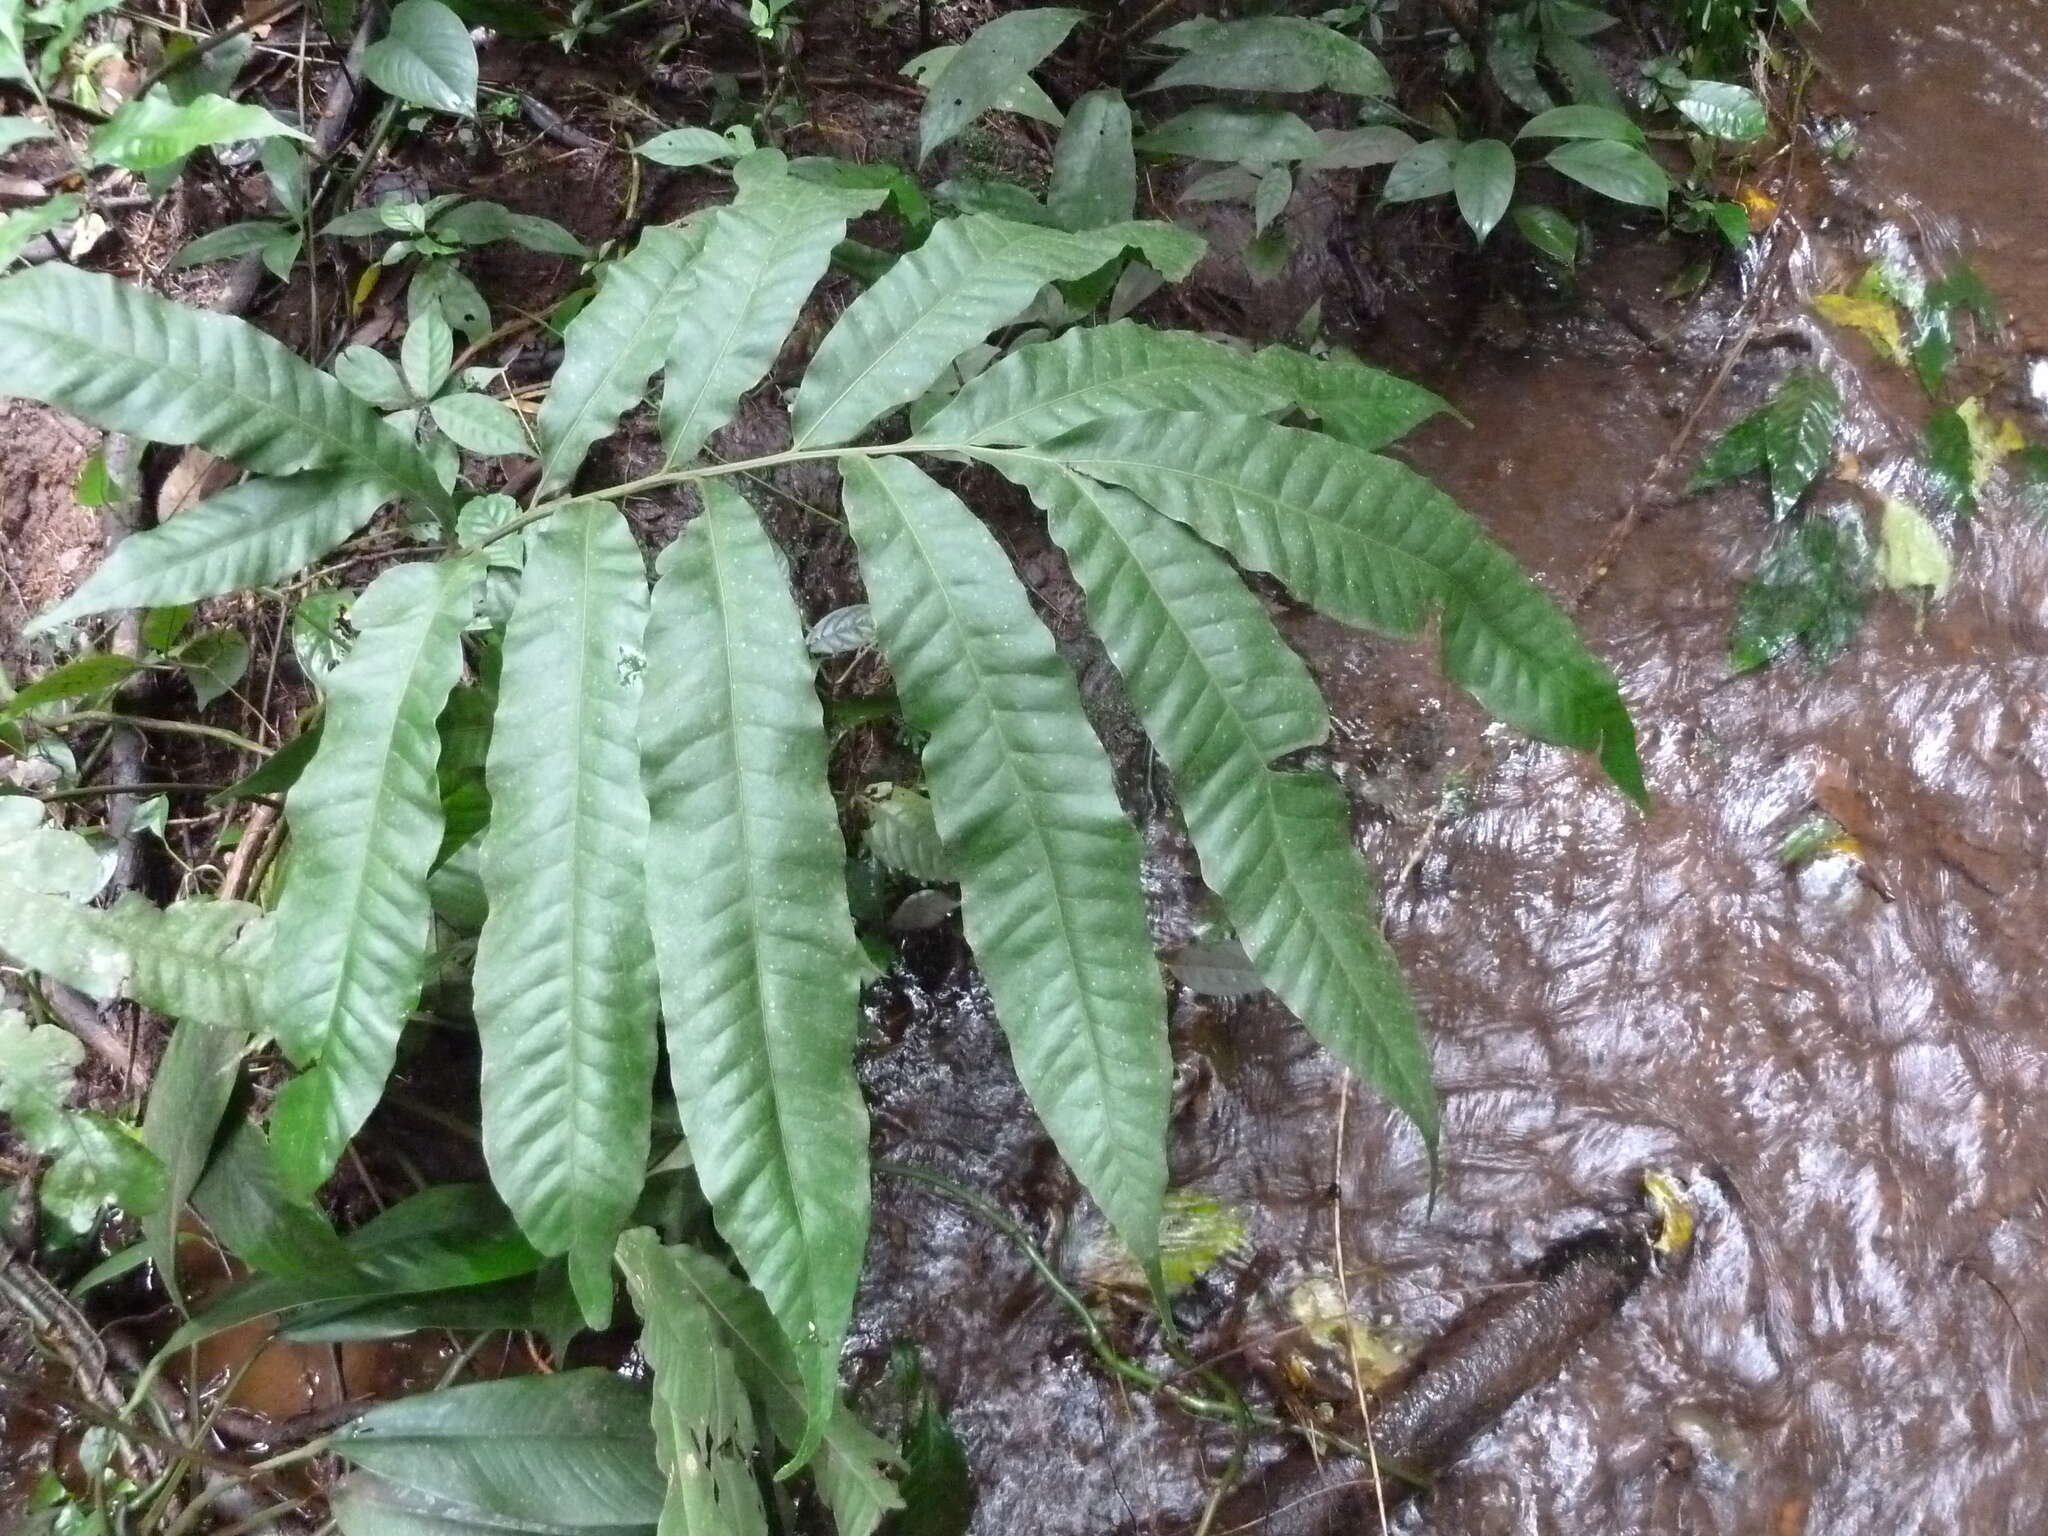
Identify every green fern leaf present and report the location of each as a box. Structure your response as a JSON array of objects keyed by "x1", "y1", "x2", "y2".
[
  {"x1": 841, "y1": 455, "x2": 1171, "y2": 1262},
  {"x1": 474, "y1": 501, "x2": 658, "y2": 1330},
  {"x1": 917, "y1": 320, "x2": 1291, "y2": 447},
  {"x1": 536, "y1": 223, "x2": 709, "y2": 492},
  {"x1": 640, "y1": 482, "x2": 869, "y2": 1464},
  {"x1": 32, "y1": 471, "x2": 391, "y2": 632},
  {"x1": 0, "y1": 265, "x2": 450, "y2": 515},
  {"x1": 1007, "y1": 460, "x2": 1435, "y2": 1141},
  {"x1": 616, "y1": 1229, "x2": 770, "y2": 1536},
  {"x1": 789, "y1": 215, "x2": 1203, "y2": 450},
  {"x1": 660, "y1": 152, "x2": 886, "y2": 467},
  {"x1": 1012, "y1": 412, "x2": 1645, "y2": 802},
  {"x1": 661, "y1": 1245, "x2": 902, "y2": 1536},
  {"x1": 266, "y1": 559, "x2": 480, "y2": 1195}
]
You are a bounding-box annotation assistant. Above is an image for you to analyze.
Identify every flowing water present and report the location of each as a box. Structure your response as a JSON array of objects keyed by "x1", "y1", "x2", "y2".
[{"x1": 848, "y1": 3, "x2": 2048, "y2": 1531}]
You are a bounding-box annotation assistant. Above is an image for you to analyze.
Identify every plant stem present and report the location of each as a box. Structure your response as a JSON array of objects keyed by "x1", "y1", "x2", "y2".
[{"x1": 45, "y1": 711, "x2": 271, "y2": 757}]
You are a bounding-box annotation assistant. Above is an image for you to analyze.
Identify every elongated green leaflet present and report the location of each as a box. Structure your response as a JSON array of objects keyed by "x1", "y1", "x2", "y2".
[
  {"x1": 662, "y1": 1245, "x2": 902, "y2": 1536},
  {"x1": 1008, "y1": 461, "x2": 1436, "y2": 1142},
  {"x1": 266, "y1": 559, "x2": 481, "y2": 1195},
  {"x1": 1011, "y1": 412, "x2": 1645, "y2": 802},
  {"x1": 918, "y1": 320, "x2": 1292, "y2": 446},
  {"x1": 474, "y1": 502, "x2": 657, "y2": 1330},
  {"x1": 789, "y1": 214, "x2": 1202, "y2": 450},
  {"x1": 536, "y1": 223, "x2": 708, "y2": 492},
  {"x1": 640, "y1": 482, "x2": 869, "y2": 1471},
  {"x1": 0, "y1": 265, "x2": 450, "y2": 515},
  {"x1": 32, "y1": 471, "x2": 391, "y2": 633},
  {"x1": 918, "y1": 7, "x2": 1086, "y2": 161},
  {"x1": 660, "y1": 152, "x2": 886, "y2": 467},
  {"x1": 141, "y1": 1018, "x2": 252, "y2": 1309},
  {"x1": 616, "y1": 1230, "x2": 770, "y2": 1536},
  {"x1": 841, "y1": 455, "x2": 1171, "y2": 1261}
]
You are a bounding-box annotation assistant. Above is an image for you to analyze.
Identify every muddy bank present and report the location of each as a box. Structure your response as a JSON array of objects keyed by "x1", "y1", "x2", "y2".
[{"x1": 849, "y1": 3, "x2": 2048, "y2": 1532}]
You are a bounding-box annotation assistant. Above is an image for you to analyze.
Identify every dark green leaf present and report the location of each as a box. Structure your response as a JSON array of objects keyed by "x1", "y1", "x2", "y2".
[
  {"x1": 1515, "y1": 104, "x2": 1643, "y2": 144},
  {"x1": 1486, "y1": 14, "x2": 1553, "y2": 114},
  {"x1": 1144, "y1": 17, "x2": 1390, "y2": 97},
  {"x1": 843, "y1": 455, "x2": 1173, "y2": 1261},
  {"x1": 1381, "y1": 138, "x2": 1457, "y2": 203},
  {"x1": 1452, "y1": 139, "x2": 1515, "y2": 242},
  {"x1": 0, "y1": 653, "x2": 139, "y2": 722},
  {"x1": 1545, "y1": 138, "x2": 1670, "y2": 209},
  {"x1": 476, "y1": 501, "x2": 658, "y2": 1328},
  {"x1": 363, "y1": 0, "x2": 477, "y2": 116},
  {"x1": 1137, "y1": 105, "x2": 1321, "y2": 165},
  {"x1": 1048, "y1": 90, "x2": 1135, "y2": 231},
  {"x1": 431, "y1": 200, "x2": 586, "y2": 256},
  {"x1": 1925, "y1": 403, "x2": 1976, "y2": 513},
  {"x1": 1252, "y1": 346, "x2": 1451, "y2": 451},
  {"x1": 1759, "y1": 368, "x2": 1842, "y2": 517},
  {"x1": 139, "y1": 1021, "x2": 249, "y2": 1308},
  {"x1": 1305, "y1": 125, "x2": 1416, "y2": 171},
  {"x1": 1512, "y1": 203, "x2": 1579, "y2": 263},
  {"x1": 90, "y1": 93, "x2": 306, "y2": 172},
  {"x1": 1730, "y1": 510, "x2": 1870, "y2": 672},
  {"x1": 172, "y1": 220, "x2": 290, "y2": 268},
  {"x1": 173, "y1": 627, "x2": 250, "y2": 707}
]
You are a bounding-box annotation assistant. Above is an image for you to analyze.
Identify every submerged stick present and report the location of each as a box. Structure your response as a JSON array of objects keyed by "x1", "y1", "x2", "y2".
[{"x1": 1197, "y1": 1187, "x2": 1690, "y2": 1535}]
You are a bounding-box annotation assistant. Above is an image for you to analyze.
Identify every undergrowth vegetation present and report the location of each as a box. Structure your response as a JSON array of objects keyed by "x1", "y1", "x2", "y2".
[{"x1": 0, "y1": 0, "x2": 1867, "y2": 1529}]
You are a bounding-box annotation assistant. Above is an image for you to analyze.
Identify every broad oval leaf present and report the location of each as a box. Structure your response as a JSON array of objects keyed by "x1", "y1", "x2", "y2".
[
  {"x1": 917, "y1": 7, "x2": 1086, "y2": 162},
  {"x1": 33, "y1": 471, "x2": 391, "y2": 633},
  {"x1": 841, "y1": 455, "x2": 1172, "y2": 1262},
  {"x1": 1515, "y1": 103, "x2": 1643, "y2": 144},
  {"x1": 265, "y1": 558, "x2": 480, "y2": 1195},
  {"x1": 1007, "y1": 412, "x2": 1645, "y2": 802},
  {"x1": 335, "y1": 1371, "x2": 665, "y2": 1526},
  {"x1": 789, "y1": 215, "x2": 1203, "y2": 450},
  {"x1": 616, "y1": 1230, "x2": 769, "y2": 1536},
  {"x1": 475, "y1": 500, "x2": 658, "y2": 1329},
  {"x1": 1306, "y1": 125, "x2": 1416, "y2": 171},
  {"x1": 1002, "y1": 460, "x2": 1436, "y2": 1143},
  {"x1": 1381, "y1": 138, "x2": 1456, "y2": 203},
  {"x1": 537, "y1": 222, "x2": 708, "y2": 492},
  {"x1": 1675, "y1": 80, "x2": 1768, "y2": 142},
  {"x1": 1760, "y1": 368, "x2": 1842, "y2": 517},
  {"x1": 430, "y1": 392, "x2": 532, "y2": 456},
  {"x1": 1145, "y1": 16, "x2": 1390, "y2": 97},
  {"x1": 1545, "y1": 138, "x2": 1671, "y2": 211},
  {"x1": 1136, "y1": 105, "x2": 1321, "y2": 165},
  {"x1": 1453, "y1": 138, "x2": 1516, "y2": 243},
  {"x1": 471, "y1": 499, "x2": 655, "y2": 1327},
  {"x1": 918, "y1": 320, "x2": 1291, "y2": 447},
  {"x1": 660, "y1": 1245, "x2": 902, "y2": 1536},
  {"x1": 363, "y1": 0, "x2": 478, "y2": 117},
  {"x1": 659, "y1": 151, "x2": 885, "y2": 468},
  {"x1": 1048, "y1": 89, "x2": 1135, "y2": 231},
  {"x1": 640, "y1": 482, "x2": 870, "y2": 1464},
  {"x1": 90, "y1": 92, "x2": 307, "y2": 172},
  {"x1": 0, "y1": 266, "x2": 450, "y2": 515},
  {"x1": 172, "y1": 219, "x2": 291, "y2": 268},
  {"x1": 637, "y1": 125, "x2": 740, "y2": 167}
]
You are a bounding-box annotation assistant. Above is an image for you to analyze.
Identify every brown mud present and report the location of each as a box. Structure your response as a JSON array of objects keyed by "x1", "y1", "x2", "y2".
[{"x1": 5, "y1": 0, "x2": 2048, "y2": 1531}]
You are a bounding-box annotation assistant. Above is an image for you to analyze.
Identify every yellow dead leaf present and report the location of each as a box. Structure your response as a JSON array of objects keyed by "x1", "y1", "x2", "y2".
[
  {"x1": 350, "y1": 264, "x2": 379, "y2": 316},
  {"x1": 1957, "y1": 397, "x2": 2020, "y2": 490},
  {"x1": 1643, "y1": 1169, "x2": 1695, "y2": 1257},
  {"x1": 1736, "y1": 183, "x2": 1778, "y2": 229},
  {"x1": 1814, "y1": 291, "x2": 1906, "y2": 367}
]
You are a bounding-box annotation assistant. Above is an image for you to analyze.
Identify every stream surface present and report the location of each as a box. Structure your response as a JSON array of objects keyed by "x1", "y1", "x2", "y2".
[{"x1": 849, "y1": 1, "x2": 2048, "y2": 1531}]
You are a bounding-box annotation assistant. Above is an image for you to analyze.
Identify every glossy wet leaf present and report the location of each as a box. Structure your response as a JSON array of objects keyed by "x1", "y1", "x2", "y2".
[
  {"x1": 1453, "y1": 139, "x2": 1515, "y2": 242},
  {"x1": 1758, "y1": 369, "x2": 1842, "y2": 516},
  {"x1": 659, "y1": 1246, "x2": 902, "y2": 1535},
  {"x1": 1876, "y1": 496, "x2": 1951, "y2": 594},
  {"x1": 90, "y1": 92, "x2": 306, "y2": 171},
  {"x1": 475, "y1": 501, "x2": 657, "y2": 1328},
  {"x1": 843, "y1": 455, "x2": 1172, "y2": 1262},
  {"x1": 1545, "y1": 138, "x2": 1670, "y2": 210},
  {"x1": 1486, "y1": 13, "x2": 1552, "y2": 114},
  {"x1": 917, "y1": 8, "x2": 1085, "y2": 161},
  {"x1": 337, "y1": 1371, "x2": 665, "y2": 1526},
  {"x1": 1048, "y1": 89, "x2": 1135, "y2": 231},
  {"x1": 892, "y1": 1360, "x2": 974, "y2": 1536},
  {"x1": 1814, "y1": 291, "x2": 1906, "y2": 366},
  {"x1": 659, "y1": 151, "x2": 884, "y2": 467},
  {"x1": 1252, "y1": 346, "x2": 1451, "y2": 452},
  {"x1": 1381, "y1": 137, "x2": 1457, "y2": 203},
  {"x1": 641, "y1": 482, "x2": 870, "y2": 1462},
  {"x1": 266, "y1": 559, "x2": 479, "y2": 1195},
  {"x1": 363, "y1": 0, "x2": 477, "y2": 116},
  {"x1": 1516, "y1": 103, "x2": 1643, "y2": 144},
  {"x1": 790, "y1": 215, "x2": 1201, "y2": 449},
  {"x1": 1005, "y1": 460, "x2": 1436, "y2": 1142},
  {"x1": 1676, "y1": 80, "x2": 1768, "y2": 141},
  {"x1": 0, "y1": 266, "x2": 450, "y2": 516},
  {"x1": 1144, "y1": 16, "x2": 1390, "y2": 96},
  {"x1": 1730, "y1": 510, "x2": 1871, "y2": 672},
  {"x1": 538, "y1": 222, "x2": 709, "y2": 491},
  {"x1": 1014, "y1": 412, "x2": 1644, "y2": 800},
  {"x1": 616, "y1": 1230, "x2": 769, "y2": 1536},
  {"x1": 1136, "y1": 105, "x2": 1321, "y2": 165},
  {"x1": 1513, "y1": 203, "x2": 1579, "y2": 263},
  {"x1": 920, "y1": 320, "x2": 1290, "y2": 448}
]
